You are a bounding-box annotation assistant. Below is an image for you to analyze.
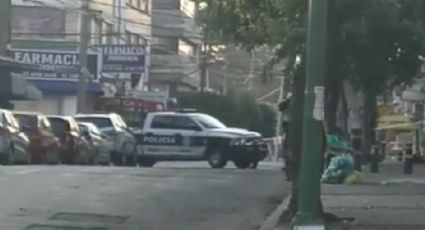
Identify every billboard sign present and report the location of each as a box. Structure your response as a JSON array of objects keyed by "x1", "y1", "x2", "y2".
[
  {"x1": 11, "y1": 49, "x2": 98, "y2": 81},
  {"x1": 101, "y1": 45, "x2": 146, "y2": 73}
]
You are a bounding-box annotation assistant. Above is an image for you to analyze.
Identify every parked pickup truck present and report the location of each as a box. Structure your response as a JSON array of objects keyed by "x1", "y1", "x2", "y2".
[{"x1": 132, "y1": 111, "x2": 268, "y2": 169}]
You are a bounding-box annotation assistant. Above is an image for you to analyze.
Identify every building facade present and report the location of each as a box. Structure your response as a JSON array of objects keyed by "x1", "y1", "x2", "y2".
[
  {"x1": 10, "y1": 0, "x2": 151, "y2": 115},
  {"x1": 150, "y1": 0, "x2": 202, "y2": 94}
]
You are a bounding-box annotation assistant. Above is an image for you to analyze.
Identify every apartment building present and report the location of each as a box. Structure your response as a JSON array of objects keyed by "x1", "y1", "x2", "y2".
[
  {"x1": 150, "y1": 0, "x2": 202, "y2": 94},
  {"x1": 10, "y1": 0, "x2": 151, "y2": 115}
]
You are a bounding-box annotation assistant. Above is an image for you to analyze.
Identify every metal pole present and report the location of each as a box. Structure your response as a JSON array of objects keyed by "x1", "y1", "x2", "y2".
[
  {"x1": 0, "y1": 0, "x2": 11, "y2": 109},
  {"x1": 77, "y1": 0, "x2": 90, "y2": 113},
  {"x1": 200, "y1": 53, "x2": 207, "y2": 94},
  {"x1": 293, "y1": 0, "x2": 328, "y2": 227},
  {"x1": 0, "y1": 0, "x2": 10, "y2": 57}
]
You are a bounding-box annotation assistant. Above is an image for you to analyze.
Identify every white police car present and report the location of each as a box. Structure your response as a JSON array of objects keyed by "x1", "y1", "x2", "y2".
[{"x1": 133, "y1": 111, "x2": 268, "y2": 168}]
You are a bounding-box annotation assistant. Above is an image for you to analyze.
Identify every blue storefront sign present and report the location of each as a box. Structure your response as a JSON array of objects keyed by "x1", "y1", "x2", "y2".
[
  {"x1": 101, "y1": 45, "x2": 145, "y2": 73},
  {"x1": 12, "y1": 49, "x2": 98, "y2": 81}
]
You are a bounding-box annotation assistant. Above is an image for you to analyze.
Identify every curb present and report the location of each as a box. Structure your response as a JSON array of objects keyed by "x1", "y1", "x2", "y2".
[{"x1": 259, "y1": 196, "x2": 291, "y2": 230}]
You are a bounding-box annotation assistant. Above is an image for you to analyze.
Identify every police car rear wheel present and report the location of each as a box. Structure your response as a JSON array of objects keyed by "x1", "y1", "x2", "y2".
[
  {"x1": 233, "y1": 159, "x2": 251, "y2": 169},
  {"x1": 207, "y1": 150, "x2": 227, "y2": 169}
]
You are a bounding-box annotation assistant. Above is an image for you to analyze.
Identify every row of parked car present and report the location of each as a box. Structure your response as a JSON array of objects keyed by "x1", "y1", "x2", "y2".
[{"x1": 0, "y1": 109, "x2": 136, "y2": 166}]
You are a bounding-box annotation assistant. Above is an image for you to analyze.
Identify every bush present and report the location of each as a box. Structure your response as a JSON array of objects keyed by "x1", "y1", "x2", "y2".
[{"x1": 176, "y1": 92, "x2": 277, "y2": 137}]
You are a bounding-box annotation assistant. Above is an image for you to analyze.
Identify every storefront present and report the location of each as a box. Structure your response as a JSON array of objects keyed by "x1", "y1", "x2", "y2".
[{"x1": 10, "y1": 49, "x2": 103, "y2": 115}]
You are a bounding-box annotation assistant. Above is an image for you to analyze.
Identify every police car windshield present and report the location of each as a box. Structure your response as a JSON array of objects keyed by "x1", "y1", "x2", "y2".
[{"x1": 191, "y1": 114, "x2": 226, "y2": 129}]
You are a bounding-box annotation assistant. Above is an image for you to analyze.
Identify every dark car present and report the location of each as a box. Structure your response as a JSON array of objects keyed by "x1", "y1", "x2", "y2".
[
  {"x1": 0, "y1": 109, "x2": 30, "y2": 165},
  {"x1": 14, "y1": 112, "x2": 60, "y2": 164},
  {"x1": 46, "y1": 116, "x2": 90, "y2": 164}
]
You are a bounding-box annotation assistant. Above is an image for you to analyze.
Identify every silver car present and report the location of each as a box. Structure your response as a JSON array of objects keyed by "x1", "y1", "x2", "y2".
[
  {"x1": 0, "y1": 109, "x2": 29, "y2": 164},
  {"x1": 74, "y1": 113, "x2": 136, "y2": 166},
  {"x1": 78, "y1": 122, "x2": 110, "y2": 165}
]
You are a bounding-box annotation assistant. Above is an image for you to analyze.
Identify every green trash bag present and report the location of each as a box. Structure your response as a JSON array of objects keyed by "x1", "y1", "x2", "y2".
[
  {"x1": 326, "y1": 134, "x2": 348, "y2": 150},
  {"x1": 321, "y1": 152, "x2": 355, "y2": 184}
]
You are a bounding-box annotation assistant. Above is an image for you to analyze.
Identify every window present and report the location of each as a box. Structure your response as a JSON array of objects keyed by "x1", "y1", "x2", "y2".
[
  {"x1": 92, "y1": 17, "x2": 103, "y2": 45},
  {"x1": 12, "y1": 6, "x2": 66, "y2": 39},
  {"x1": 68, "y1": 118, "x2": 80, "y2": 134},
  {"x1": 190, "y1": 114, "x2": 226, "y2": 129},
  {"x1": 104, "y1": 22, "x2": 114, "y2": 44},
  {"x1": 138, "y1": 36, "x2": 148, "y2": 45},
  {"x1": 78, "y1": 125, "x2": 88, "y2": 135},
  {"x1": 126, "y1": 31, "x2": 132, "y2": 44},
  {"x1": 48, "y1": 118, "x2": 70, "y2": 136},
  {"x1": 75, "y1": 117, "x2": 113, "y2": 129},
  {"x1": 127, "y1": 0, "x2": 149, "y2": 13},
  {"x1": 113, "y1": 114, "x2": 128, "y2": 129},
  {"x1": 90, "y1": 125, "x2": 102, "y2": 136},
  {"x1": 4, "y1": 112, "x2": 18, "y2": 129},
  {"x1": 151, "y1": 115, "x2": 200, "y2": 130},
  {"x1": 14, "y1": 114, "x2": 38, "y2": 131},
  {"x1": 40, "y1": 117, "x2": 52, "y2": 133}
]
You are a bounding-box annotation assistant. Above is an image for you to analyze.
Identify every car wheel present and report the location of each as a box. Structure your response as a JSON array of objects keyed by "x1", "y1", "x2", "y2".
[
  {"x1": 25, "y1": 150, "x2": 31, "y2": 165},
  {"x1": 46, "y1": 149, "x2": 59, "y2": 165},
  {"x1": 207, "y1": 150, "x2": 227, "y2": 169},
  {"x1": 138, "y1": 157, "x2": 156, "y2": 167},
  {"x1": 111, "y1": 151, "x2": 123, "y2": 166},
  {"x1": 125, "y1": 155, "x2": 137, "y2": 167},
  {"x1": 250, "y1": 160, "x2": 259, "y2": 169},
  {"x1": 88, "y1": 153, "x2": 96, "y2": 165},
  {"x1": 5, "y1": 145, "x2": 15, "y2": 165},
  {"x1": 233, "y1": 159, "x2": 251, "y2": 169}
]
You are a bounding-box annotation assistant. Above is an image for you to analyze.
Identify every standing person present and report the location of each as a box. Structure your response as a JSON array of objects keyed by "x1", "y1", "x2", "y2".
[{"x1": 278, "y1": 99, "x2": 292, "y2": 180}]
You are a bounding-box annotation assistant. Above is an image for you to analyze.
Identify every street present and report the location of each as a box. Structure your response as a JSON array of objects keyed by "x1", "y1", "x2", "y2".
[{"x1": 0, "y1": 162, "x2": 287, "y2": 230}]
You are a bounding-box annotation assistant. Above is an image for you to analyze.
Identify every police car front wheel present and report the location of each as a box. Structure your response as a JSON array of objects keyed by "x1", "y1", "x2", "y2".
[
  {"x1": 207, "y1": 150, "x2": 227, "y2": 169},
  {"x1": 138, "y1": 157, "x2": 156, "y2": 167}
]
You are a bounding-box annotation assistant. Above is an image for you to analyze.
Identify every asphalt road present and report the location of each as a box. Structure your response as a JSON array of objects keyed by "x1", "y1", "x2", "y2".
[{"x1": 0, "y1": 162, "x2": 288, "y2": 230}]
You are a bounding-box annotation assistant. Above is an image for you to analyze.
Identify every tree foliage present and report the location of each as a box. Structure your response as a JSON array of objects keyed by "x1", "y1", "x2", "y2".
[{"x1": 198, "y1": 0, "x2": 425, "y2": 95}]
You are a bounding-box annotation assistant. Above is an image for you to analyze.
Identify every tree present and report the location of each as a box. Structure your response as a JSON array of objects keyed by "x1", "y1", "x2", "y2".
[
  {"x1": 339, "y1": 0, "x2": 425, "y2": 158},
  {"x1": 197, "y1": 0, "x2": 425, "y2": 222}
]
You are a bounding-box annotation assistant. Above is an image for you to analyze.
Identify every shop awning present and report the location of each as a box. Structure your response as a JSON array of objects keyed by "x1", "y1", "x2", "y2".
[
  {"x1": 375, "y1": 122, "x2": 419, "y2": 131},
  {"x1": 30, "y1": 80, "x2": 103, "y2": 95},
  {"x1": 378, "y1": 115, "x2": 414, "y2": 123}
]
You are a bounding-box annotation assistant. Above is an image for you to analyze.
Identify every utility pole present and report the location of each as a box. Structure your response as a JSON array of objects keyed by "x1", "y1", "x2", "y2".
[
  {"x1": 200, "y1": 50, "x2": 207, "y2": 94},
  {"x1": 77, "y1": 0, "x2": 90, "y2": 113},
  {"x1": 0, "y1": 0, "x2": 10, "y2": 56},
  {"x1": 293, "y1": 0, "x2": 328, "y2": 228},
  {"x1": 0, "y1": 0, "x2": 12, "y2": 109}
]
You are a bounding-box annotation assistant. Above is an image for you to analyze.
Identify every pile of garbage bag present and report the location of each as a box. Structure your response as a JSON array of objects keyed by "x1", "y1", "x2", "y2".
[
  {"x1": 321, "y1": 134, "x2": 360, "y2": 184},
  {"x1": 321, "y1": 152, "x2": 354, "y2": 183}
]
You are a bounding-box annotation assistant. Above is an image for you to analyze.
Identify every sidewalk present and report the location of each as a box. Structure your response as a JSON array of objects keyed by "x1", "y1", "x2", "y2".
[{"x1": 323, "y1": 160, "x2": 425, "y2": 230}]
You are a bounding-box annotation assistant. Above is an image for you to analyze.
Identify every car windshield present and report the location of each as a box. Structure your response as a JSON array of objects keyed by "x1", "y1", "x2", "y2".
[
  {"x1": 113, "y1": 114, "x2": 128, "y2": 129},
  {"x1": 48, "y1": 118, "x2": 68, "y2": 137},
  {"x1": 14, "y1": 114, "x2": 38, "y2": 131},
  {"x1": 191, "y1": 114, "x2": 227, "y2": 129},
  {"x1": 75, "y1": 117, "x2": 113, "y2": 129}
]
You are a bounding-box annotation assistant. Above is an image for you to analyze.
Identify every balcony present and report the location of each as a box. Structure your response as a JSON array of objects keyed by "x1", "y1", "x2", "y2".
[
  {"x1": 152, "y1": 9, "x2": 202, "y2": 44},
  {"x1": 150, "y1": 53, "x2": 199, "y2": 83}
]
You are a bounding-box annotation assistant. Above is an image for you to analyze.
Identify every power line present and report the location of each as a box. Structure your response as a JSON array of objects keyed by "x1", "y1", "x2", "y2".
[
  {"x1": 11, "y1": 31, "x2": 203, "y2": 40},
  {"x1": 18, "y1": 0, "x2": 200, "y2": 29}
]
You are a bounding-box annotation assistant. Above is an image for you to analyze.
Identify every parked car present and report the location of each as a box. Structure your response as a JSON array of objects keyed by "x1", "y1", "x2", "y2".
[
  {"x1": 13, "y1": 112, "x2": 60, "y2": 164},
  {"x1": 46, "y1": 116, "x2": 90, "y2": 164},
  {"x1": 74, "y1": 113, "x2": 137, "y2": 166},
  {"x1": 78, "y1": 122, "x2": 110, "y2": 165},
  {"x1": 0, "y1": 109, "x2": 30, "y2": 164}
]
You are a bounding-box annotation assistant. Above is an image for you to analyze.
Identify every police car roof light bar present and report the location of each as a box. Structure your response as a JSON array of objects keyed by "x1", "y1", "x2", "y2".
[{"x1": 173, "y1": 108, "x2": 198, "y2": 113}]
